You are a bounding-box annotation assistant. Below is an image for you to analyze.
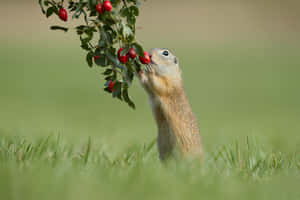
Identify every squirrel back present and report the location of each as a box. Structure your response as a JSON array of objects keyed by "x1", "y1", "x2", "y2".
[{"x1": 139, "y1": 48, "x2": 202, "y2": 160}]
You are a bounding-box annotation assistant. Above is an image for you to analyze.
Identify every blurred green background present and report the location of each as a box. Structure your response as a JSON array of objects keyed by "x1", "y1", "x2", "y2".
[
  {"x1": 1, "y1": 0, "x2": 299, "y2": 152},
  {"x1": 0, "y1": 1, "x2": 300, "y2": 200}
]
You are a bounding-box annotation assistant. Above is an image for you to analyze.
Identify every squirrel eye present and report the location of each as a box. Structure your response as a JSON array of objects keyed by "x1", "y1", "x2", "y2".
[{"x1": 162, "y1": 50, "x2": 169, "y2": 56}]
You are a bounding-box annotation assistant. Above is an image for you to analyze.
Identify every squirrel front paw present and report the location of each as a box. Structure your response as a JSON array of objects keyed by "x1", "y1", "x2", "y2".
[{"x1": 138, "y1": 70, "x2": 148, "y2": 86}]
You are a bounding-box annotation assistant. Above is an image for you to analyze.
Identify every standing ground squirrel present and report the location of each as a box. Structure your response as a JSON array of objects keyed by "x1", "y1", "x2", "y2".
[{"x1": 139, "y1": 48, "x2": 202, "y2": 161}]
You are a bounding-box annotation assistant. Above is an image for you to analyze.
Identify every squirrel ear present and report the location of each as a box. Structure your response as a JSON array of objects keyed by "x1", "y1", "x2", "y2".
[{"x1": 174, "y1": 57, "x2": 178, "y2": 65}]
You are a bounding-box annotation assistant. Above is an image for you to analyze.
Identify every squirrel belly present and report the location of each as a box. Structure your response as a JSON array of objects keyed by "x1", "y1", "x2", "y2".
[{"x1": 139, "y1": 48, "x2": 202, "y2": 161}]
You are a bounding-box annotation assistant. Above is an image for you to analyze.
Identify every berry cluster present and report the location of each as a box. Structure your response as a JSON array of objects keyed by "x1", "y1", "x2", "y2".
[
  {"x1": 58, "y1": 1, "x2": 113, "y2": 22},
  {"x1": 39, "y1": 0, "x2": 147, "y2": 109},
  {"x1": 96, "y1": 0, "x2": 112, "y2": 14},
  {"x1": 116, "y1": 48, "x2": 149, "y2": 65}
]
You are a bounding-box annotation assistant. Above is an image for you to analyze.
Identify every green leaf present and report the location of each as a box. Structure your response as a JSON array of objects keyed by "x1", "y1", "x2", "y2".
[
  {"x1": 111, "y1": 0, "x2": 121, "y2": 7},
  {"x1": 39, "y1": 0, "x2": 147, "y2": 109},
  {"x1": 104, "y1": 87, "x2": 111, "y2": 93},
  {"x1": 122, "y1": 87, "x2": 136, "y2": 109},
  {"x1": 81, "y1": 32, "x2": 93, "y2": 43},
  {"x1": 95, "y1": 54, "x2": 109, "y2": 67},
  {"x1": 133, "y1": 60, "x2": 142, "y2": 74},
  {"x1": 105, "y1": 76, "x2": 113, "y2": 81},
  {"x1": 80, "y1": 42, "x2": 91, "y2": 51},
  {"x1": 88, "y1": 0, "x2": 97, "y2": 9},
  {"x1": 86, "y1": 51, "x2": 94, "y2": 67},
  {"x1": 103, "y1": 25, "x2": 117, "y2": 44},
  {"x1": 39, "y1": 0, "x2": 46, "y2": 14},
  {"x1": 129, "y1": 6, "x2": 139, "y2": 16},
  {"x1": 98, "y1": 36, "x2": 106, "y2": 48},
  {"x1": 112, "y1": 82, "x2": 122, "y2": 100},
  {"x1": 124, "y1": 64, "x2": 134, "y2": 85},
  {"x1": 127, "y1": 15, "x2": 136, "y2": 25},
  {"x1": 99, "y1": 27, "x2": 114, "y2": 47},
  {"x1": 132, "y1": 42, "x2": 144, "y2": 57},
  {"x1": 120, "y1": 7, "x2": 130, "y2": 17},
  {"x1": 120, "y1": 46, "x2": 129, "y2": 56},
  {"x1": 95, "y1": 47, "x2": 105, "y2": 55},
  {"x1": 46, "y1": 7, "x2": 56, "y2": 18},
  {"x1": 44, "y1": 0, "x2": 55, "y2": 7},
  {"x1": 121, "y1": 22, "x2": 133, "y2": 38},
  {"x1": 99, "y1": 12, "x2": 117, "y2": 26},
  {"x1": 50, "y1": 26, "x2": 69, "y2": 32},
  {"x1": 72, "y1": 3, "x2": 84, "y2": 19},
  {"x1": 105, "y1": 49, "x2": 123, "y2": 68},
  {"x1": 102, "y1": 69, "x2": 113, "y2": 75},
  {"x1": 76, "y1": 25, "x2": 87, "y2": 35}
]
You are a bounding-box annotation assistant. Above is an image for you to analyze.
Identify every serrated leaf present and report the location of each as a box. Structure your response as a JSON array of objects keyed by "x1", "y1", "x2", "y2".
[{"x1": 50, "y1": 26, "x2": 69, "y2": 32}]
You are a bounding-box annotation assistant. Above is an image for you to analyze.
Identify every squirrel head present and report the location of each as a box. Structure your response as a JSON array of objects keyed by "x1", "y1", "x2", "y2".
[
  {"x1": 139, "y1": 48, "x2": 183, "y2": 96},
  {"x1": 148, "y1": 48, "x2": 180, "y2": 79}
]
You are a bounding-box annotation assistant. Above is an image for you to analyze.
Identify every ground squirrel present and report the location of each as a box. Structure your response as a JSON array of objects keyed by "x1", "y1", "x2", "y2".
[{"x1": 138, "y1": 48, "x2": 202, "y2": 161}]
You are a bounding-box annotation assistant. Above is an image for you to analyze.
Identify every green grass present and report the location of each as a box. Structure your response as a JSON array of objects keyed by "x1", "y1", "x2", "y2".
[
  {"x1": 0, "y1": 135, "x2": 299, "y2": 200},
  {"x1": 0, "y1": 40, "x2": 300, "y2": 199}
]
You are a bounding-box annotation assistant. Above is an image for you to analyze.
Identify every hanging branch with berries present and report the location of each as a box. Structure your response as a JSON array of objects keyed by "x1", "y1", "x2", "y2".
[{"x1": 38, "y1": 0, "x2": 150, "y2": 109}]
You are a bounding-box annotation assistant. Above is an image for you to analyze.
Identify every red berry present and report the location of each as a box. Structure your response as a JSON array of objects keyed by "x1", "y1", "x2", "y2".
[
  {"x1": 58, "y1": 8, "x2": 68, "y2": 22},
  {"x1": 94, "y1": 55, "x2": 99, "y2": 63},
  {"x1": 139, "y1": 51, "x2": 150, "y2": 64},
  {"x1": 103, "y1": 0, "x2": 112, "y2": 12},
  {"x1": 119, "y1": 55, "x2": 128, "y2": 63},
  {"x1": 96, "y1": 3, "x2": 103, "y2": 14},
  {"x1": 117, "y1": 48, "x2": 122, "y2": 58},
  {"x1": 117, "y1": 48, "x2": 128, "y2": 63},
  {"x1": 108, "y1": 81, "x2": 115, "y2": 92},
  {"x1": 128, "y1": 48, "x2": 137, "y2": 59}
]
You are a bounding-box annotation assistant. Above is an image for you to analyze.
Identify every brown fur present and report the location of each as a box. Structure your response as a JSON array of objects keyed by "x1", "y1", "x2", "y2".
[{"x1": 139, "y1": 48, "x2": 202, "y2": 161}]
